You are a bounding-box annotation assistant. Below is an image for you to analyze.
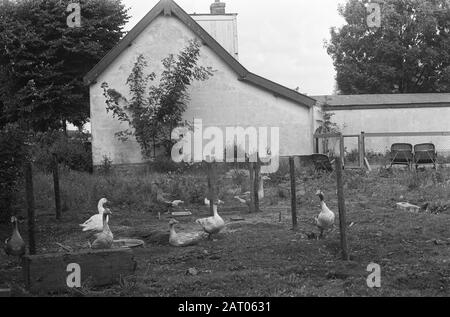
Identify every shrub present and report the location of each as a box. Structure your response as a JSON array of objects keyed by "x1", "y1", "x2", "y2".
[
  {"x1": 148, "y1": 155, "x2": 185, "y2": 173},
  {"x1": 345, "y1": 149, "x2": 359, "y2": 163},
  {"x1": 407, "y1": 172, "x2": 422, "y2": 190},
  {"x1": 170, "y1": 175, "x2": 207, "y2": 204},
  {"x1": 98, "y1": 155, "x2": 113, "y2": 175},
  {"x1": 230, "y1": 169, "x2": 248, "y2": 187},
  {"x1": 266, "y1": 159, "x2": 290, "y2": 185}
]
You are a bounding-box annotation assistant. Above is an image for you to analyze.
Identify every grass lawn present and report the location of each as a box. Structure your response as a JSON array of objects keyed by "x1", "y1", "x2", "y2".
[{"x1": 0, "y1": 165, "x2": 449, "y2": 297}]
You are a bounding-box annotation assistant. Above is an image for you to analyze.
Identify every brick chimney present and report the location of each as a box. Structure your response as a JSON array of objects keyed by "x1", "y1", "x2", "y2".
[{"x1": 210, "y1": 0, "x2": 226, "y2": 14}]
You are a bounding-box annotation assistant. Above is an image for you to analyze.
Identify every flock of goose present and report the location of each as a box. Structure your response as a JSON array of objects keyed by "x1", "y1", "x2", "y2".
[
  {"x1": 75, "y1": 189, "x2": 336, "y2": 249},
  {"x1": 77, "y1": 196, "x2": 227, "y2": 249},
  {"x1": 3, "y1": 188, "x2": 336, "y2": 257}
]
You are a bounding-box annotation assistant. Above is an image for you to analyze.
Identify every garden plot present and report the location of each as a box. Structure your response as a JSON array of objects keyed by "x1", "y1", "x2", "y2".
[{"x1": 0, "y1": 167, "x2": 449, "y2": 296}]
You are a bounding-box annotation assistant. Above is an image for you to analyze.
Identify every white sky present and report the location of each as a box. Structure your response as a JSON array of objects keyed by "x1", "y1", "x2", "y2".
[{"x1": 121, "y1": 0, "x2": 347, "y2": 96}]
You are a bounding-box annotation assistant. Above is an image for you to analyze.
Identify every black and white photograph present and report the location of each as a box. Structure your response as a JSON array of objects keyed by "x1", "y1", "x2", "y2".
[{"x1": 0, "y1": 0, "x2": 449, "y2": 300}]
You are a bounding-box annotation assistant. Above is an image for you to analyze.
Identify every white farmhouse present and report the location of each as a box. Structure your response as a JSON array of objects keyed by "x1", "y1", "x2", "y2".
[{"x1": 84, "y1": 0, "x2": 317, "y2": 167}]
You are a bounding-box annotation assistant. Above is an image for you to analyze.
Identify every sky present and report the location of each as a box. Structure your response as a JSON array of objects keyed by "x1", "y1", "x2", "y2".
[{"x1": 121, "y1": 0, "x2": 347, "y2": 96}]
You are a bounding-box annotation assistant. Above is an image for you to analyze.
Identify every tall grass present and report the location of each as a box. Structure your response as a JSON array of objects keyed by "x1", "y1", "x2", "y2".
[
  {"x1": 31, "y1": 168, "x2": 155, "y2": 213},
  {"x1": 29, "y1": 167, "x2": 209, "y2": 215}
]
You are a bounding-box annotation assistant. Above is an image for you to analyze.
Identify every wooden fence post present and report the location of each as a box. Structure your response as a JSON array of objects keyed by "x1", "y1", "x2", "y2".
[
  {"x1": 289, "y1": 157, "x2": 298, "y2": 229},
  {"x1": 52, "y1": 154, "x2": 62, "y2": 220},
  {"x1": 248, "y1": 162, "x2": 255, "y2": 213},
  {"x1": 24, "y1": 161, "x2": 36, "y2": 255},
  {"x1": 358, "y1": 135, "x2": 363, "y2": 169},
  {"x1": 361, "y1": 132, "x2": 366, "y2": 167},
  {"x1": 335, "y1": 158, "x2": 349, "y2": 260},
  {"x1": 339, "y1": 134, "x2": 345, "y2": 170},
  {"x1": 207, "y1": 162, "x2": 217, "y2": 216},
  {"x1": 253, "y1": 161, "x2": 260, "y2": 213}
]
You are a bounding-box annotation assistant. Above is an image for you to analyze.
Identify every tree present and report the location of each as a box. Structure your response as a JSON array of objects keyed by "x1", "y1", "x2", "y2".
[
  {"x1": 0, "y1": 0, "x2": 129, "y2": 131},
  {"x1": 315, "y1": 109, "x2": 342, "y2": 157},
  {"x1": 102, "y1": 39, "x2": 214, "y2": 158},
  {"x1": 0, "y1": 124, "x2": 30, "y2": 222},
  {"x1": 326, "y1": 0, "x2": 450, "y2": 94}
]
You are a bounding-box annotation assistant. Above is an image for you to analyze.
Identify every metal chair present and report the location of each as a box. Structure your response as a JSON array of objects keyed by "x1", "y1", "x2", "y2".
[
  {"x1": 414, "y1": 143, "x2": 437, "y2": 169},
  {"x1": 310, "y1": 154, "x2": 334, "y2": 172},
  {"x1": 389, "y1": 143, "x2": 413, "y2": 169}
]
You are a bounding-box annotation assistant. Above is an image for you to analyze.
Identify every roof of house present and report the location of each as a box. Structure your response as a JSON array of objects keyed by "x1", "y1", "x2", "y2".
[
  {"x1": 83, "y1": 0, "x2": 315, "y2": 108},
  {"x1": 313, "y1": 93, "x2": 450, "y2": 110}
]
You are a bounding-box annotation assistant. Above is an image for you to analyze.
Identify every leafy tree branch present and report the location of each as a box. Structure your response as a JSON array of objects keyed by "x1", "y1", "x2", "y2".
[{"x1": 102, "y1": 39, "x2": 214, "y2": 159}]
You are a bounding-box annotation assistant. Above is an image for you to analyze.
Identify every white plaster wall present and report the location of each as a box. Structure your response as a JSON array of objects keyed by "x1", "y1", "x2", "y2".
[
  {"x1": 331, "y1": 108, "x2": 450, "y2": 155},
  {"x1": 90, "y1": 15, "x2": 312, "y2": 166}
]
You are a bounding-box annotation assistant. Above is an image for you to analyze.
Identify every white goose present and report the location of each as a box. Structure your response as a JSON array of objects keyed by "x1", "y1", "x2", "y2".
[
  {"x1": 196, "y1": 204, "x2": 225, "y2": 237},
  {"x1": 171, "y1": 200, "x2": 184, "y2": 207},
  {"x1": 204, "y1": 198, "x2": 224, "y2": 206},
  {"x1": 91, "y1": 208, "x2": 113, "y2": 249},
  {"x1": 80, "y1": 198, "x2": 109, "y2": 232},
  {"x1": 315, "y1": 190, "x2": 335, "y2": 238}
]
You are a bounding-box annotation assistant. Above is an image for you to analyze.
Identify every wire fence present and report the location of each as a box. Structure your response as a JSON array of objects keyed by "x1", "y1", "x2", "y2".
[{"x1": 314, "y1": 131, "x2": 450, "y2": 168}]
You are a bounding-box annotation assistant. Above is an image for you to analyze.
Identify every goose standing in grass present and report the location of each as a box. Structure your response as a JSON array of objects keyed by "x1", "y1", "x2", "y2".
[
  {"x1": 80, "y1": 198, "x2": 110, "y2": 233},
  {"x1": 91, "y1": 209, "x2": 113, "y2": 250},
  {"x1": 169, "y1": 219, "x2": 208, "y2": 247},
  {"x1": 4, "y1": 216, "x2": 26, "y2": 257},
  {"x1": 315, "y1": 190, "x2": 335, "y2": 239},
  {"x1": 196, "y1": 204, "x2": 225, "y2": 237}
]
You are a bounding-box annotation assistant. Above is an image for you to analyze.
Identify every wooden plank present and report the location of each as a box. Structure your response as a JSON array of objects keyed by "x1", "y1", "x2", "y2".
[
  {"x1": 317, "y1": 131, "x2": 450, "y2": 139},
  {"x1": 364, "y1": 157, "x2": 372, "y2": 172},
  {"x1": 313, "y1": 132, "x2": 342, "y2": 139},
  {"x1": 22, "y1": 248, "x2": 137, "y2": 294},
  {"x1": 24, "y1": 162, "x2": 36, "y2": 255},
  {"x1": 171, "y1": 211, "x2": 192, "y2": 217},
  {"x1": 52, "y1": 154, "x2": 62, "y2": 220},
  {"x1": 289, "y1": 157, "x2": 298, "y2": 229},
  {"x1": 396, "y1": 202, "x2": 420, "y2": 213},
  {"x1": 314, "y1": 133, "x2": 359, "y2": 139},
  {"x1": 342, "y1": 134, "x2": 362, "y2": 138},
  {"x1": 335, "y1": 159, "x2": 349, "y2": 261}
]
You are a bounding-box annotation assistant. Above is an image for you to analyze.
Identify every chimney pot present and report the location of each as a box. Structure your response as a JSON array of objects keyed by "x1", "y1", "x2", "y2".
[{"x1": 210, "y1": 0, "x2": 226, "y2": 15}]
